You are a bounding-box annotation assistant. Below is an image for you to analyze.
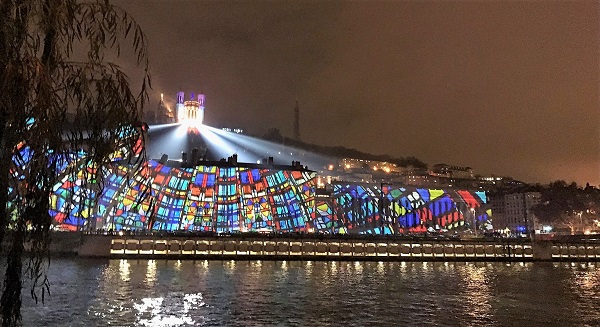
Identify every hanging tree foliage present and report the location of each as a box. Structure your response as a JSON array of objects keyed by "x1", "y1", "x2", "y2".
[{"x1": 0, "y1": 0, "x2": 150, "y2": 325}]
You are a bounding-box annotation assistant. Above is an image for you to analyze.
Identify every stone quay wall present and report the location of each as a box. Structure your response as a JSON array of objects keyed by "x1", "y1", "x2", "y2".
[{"x1": 68, "y1": 234, "x2": 600, "y2": 262}]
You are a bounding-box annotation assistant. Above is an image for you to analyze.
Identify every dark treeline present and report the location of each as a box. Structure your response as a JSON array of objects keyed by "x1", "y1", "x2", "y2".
[
  {"x1": 533, "y1": 181, "x2": 600, "y2": 224},
  {"x1": 261, "y1": 128, "x2": 428, "y2": 169},
  {"x1": 492, "y1": 181, "x2": 600, "y2": 226}
]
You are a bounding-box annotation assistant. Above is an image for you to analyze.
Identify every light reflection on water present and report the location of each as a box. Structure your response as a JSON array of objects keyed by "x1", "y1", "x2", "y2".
[
  {"x1": 145, "y1": 260, "x2": 157, "y2": 287},
  {"x1": 119, "y1": 259, "x2": 130, "y2": 282},
  {"x1": 133, "y1": 292, "x2": 205, "y2": 326},
  {"x1": 16, "y1": 259, "x2": 600, "y2": 326},
  {"x1": 458, "y1": 263, "x2": 494, "y2": 326}
]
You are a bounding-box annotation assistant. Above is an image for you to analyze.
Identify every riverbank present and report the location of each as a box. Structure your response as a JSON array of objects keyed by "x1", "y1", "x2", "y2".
[{"x1": 39, "y1": 232, "x2": 600, "y2": 262}]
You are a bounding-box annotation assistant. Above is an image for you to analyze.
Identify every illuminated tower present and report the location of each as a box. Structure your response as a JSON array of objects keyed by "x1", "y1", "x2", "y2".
[
  {"x1": 159, "y1": 93, "x2": 175, "y2": 123},
  {"x1": 197, "y1": 93, "x2": 205, "y2": 124},
  {"x1": 176, "y1": 91, "x2": 185, "y2": 121},
  {"x1": 293, "y1": 99, "x2": 300, "y2": 141},
  {"x1": 176, "y1": 91, "x2": 205, "y2": 126}
]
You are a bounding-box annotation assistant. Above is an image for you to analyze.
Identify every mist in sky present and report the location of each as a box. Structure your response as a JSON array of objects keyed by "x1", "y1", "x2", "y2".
[{"x1": 115, "y1": 0, "x2": 599, "y2": 185}]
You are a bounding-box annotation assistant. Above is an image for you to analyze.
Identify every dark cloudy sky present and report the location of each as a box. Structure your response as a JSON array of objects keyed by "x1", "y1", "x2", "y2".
[{"x1": 114, "y1": 0, "x2": 599, "y2": 186}]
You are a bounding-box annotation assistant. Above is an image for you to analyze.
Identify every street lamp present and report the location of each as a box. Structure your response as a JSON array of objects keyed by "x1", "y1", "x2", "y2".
[
  {"x1": 470, "y1": 207, "x2": 477, "y2": 236},
  {"x1": 379, "y1": 182, "x2": 391, "y2": 235}
]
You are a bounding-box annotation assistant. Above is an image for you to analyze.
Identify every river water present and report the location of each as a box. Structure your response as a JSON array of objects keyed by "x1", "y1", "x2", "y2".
[{"x1": 16, "y1": 259, "x2": 600, "y2": 326}]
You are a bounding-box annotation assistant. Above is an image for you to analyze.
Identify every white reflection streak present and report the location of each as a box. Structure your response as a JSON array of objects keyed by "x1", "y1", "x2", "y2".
[
  {"x1": 193, "y1": 260, "x2": 208, "y2": 279},
  {"x1": 460, "y1": 265, "x2": 493, "y2": 326},
  {"x1": 354, "y1": 261, "x2": 363, "y2": 274},
  {"x1": 135, "y1": 293, "x2": 205, "y2": 327},
  {"x1": 145, "y1": 260, "x2": 156, "y2": 286},
  {"x1": 572, "y1": 269, "x2": 600, "y2": 293},
  {"x1": 119, "y1": 259, "x2": 130, "y2": 282},
  {"x1": 183, "y1": 293, "x2": 204, "y2": 313},
  {"x1": 305, "y1": 261, "x2": 312, "y2": 276},
  {"x1": 134, "y1": 297, "x2": 164, "y2": 317},
  {"x1": 328, "y1": 261, "x2": 339, "y2": 277},
  {"x1": 569, "y1": 266, "x2": 600, "y2": 323},
  {"x1": 377, "y1": 261, "x2": 385, "y2": 275},
  {"x1": 400, "y1": 261, "x2": 407, "y2": 273},
  {"x1": 227, "y1": 260, "x2": 236, "y2": 271}
]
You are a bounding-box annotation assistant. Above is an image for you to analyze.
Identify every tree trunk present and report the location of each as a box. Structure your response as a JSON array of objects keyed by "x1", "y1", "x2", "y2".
[
  {"x1": 0, "y1": 224, "x2": 24, "y2": 327},
  {"x1": 0, "y1": 121, "x2": 9, "y2": 248}
]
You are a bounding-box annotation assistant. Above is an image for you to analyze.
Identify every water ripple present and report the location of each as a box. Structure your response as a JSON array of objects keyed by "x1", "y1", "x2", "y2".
[{"x1": 15, "y1": 259, "x2": 600, "y2": 327}]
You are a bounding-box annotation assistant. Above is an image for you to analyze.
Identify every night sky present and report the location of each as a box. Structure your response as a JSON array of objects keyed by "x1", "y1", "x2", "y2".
[{"x1": 114, "y1": 0, "x2": 599, "y2": 186}]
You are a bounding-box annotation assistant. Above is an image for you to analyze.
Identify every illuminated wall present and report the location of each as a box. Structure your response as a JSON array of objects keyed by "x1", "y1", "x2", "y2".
[
  {"x1": 48, "y1": 167, "x2": 489, "y2": 233},
  {"x1": 50, "y1": 160, "x2": 317, "y2": 232},
  {"x1": 13, "y1": 146, "x2": 489, "y2": 233},
  {"x1": 51, "y1": 168, "x2": 490, "y2": 234},
  {"x1": 327, "y1": 183, "x2": 490, "y2": 235}
]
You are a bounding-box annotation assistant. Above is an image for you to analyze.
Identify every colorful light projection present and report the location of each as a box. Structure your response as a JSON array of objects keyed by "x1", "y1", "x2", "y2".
[
  {"x1": 17, "y1": 144, "x2": 488, "y2": 234},
  {"x1": 50, "y1": 160, "x2": 317, "y2": 232},
  {"x1": 11, "y1": 124, "x2": 146, "y2": 230},
  {"x1": 328, "y1": 183, "x2": 489, "y2": 234},
  {"x1": 47, "y1": 163, "x2": 489, "y2": 233},
  {"x1": 12, "y1": 142, "x2": 96, "y2": 228}
]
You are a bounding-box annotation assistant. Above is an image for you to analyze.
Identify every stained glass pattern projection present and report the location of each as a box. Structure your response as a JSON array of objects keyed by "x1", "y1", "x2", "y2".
[
  {"x1": 35, "y1": 155, "x2": 492, "y2": 234},
  {"x1": 330, "y1": 183, "x2": 489, "y2": 234},
  {"x1": 47, "y1": 159, "x2": 317, "y2": 232}
]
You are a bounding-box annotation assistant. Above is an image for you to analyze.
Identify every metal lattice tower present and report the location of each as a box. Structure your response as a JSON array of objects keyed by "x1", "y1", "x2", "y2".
[{"x1": 293, "y1": 99, "x2": 300, "y2": 141}]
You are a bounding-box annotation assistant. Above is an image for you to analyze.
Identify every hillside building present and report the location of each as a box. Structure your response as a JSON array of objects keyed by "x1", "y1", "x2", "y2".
[{"x1": 490, "y1": 191, "x2": 541, "y2": 234}]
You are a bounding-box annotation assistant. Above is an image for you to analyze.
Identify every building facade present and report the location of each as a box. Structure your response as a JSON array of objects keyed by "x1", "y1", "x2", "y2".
[
  {"x1": 490, "y1": 191, "x2": 541, "y2": 234},
  {"x1": 176, "y1": 91, "x2": 205, "y2": 126}
]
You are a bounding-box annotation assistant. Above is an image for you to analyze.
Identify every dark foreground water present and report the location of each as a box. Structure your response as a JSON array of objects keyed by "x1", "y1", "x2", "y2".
[{"x1": 15, "y1": 259, "x2": 600, "y2": 326}]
